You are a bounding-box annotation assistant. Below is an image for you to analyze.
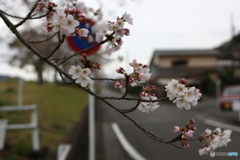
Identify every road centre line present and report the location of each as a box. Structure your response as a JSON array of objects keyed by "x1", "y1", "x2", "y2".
[
  {"x1": 111, "y1": 123, "x2": 146, "y2": 160},
  {"x1": 204, "y1": 119, "x2": 240, "y2": 133}
]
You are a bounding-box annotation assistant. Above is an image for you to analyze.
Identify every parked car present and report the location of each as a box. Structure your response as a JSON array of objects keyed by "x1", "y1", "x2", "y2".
[{"x1": 219, "y1": 85, "x2": 240, "y2": 111}]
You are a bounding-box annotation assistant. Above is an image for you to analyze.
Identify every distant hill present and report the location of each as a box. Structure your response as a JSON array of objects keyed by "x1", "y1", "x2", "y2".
[{"x1": 0, "y1": 75, "x2": 21, "y2": 81}]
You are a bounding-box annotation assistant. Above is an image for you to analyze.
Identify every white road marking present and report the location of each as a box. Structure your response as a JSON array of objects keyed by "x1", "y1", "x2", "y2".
[
  {"x1": 204, "y1": 119, "x2": 240, "y2": 132},
  {"x1": 111, "y1": 123, "x2": 146, "y2": 160}
]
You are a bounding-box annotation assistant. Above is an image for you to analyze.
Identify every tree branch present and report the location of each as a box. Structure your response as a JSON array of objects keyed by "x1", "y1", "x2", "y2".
[
  {"x1": 0, "y1": 10, "x2": 194, "y2": 149},
  {"x1": 58, "y1": 37, "x2": 110, "y2": 65},
  {"x1": 121, "y1": 77, "x2": 129, "y2": 98},
  {"x1": 44, "y1": 34, "x2": 66, "y2": 59},
  {"x1": 121, "y1": 100, "x2": 140, "y2": 113},
  {"x1": 28, "y1": 32, "x2": 58, "y2": 44},
  {"x1": 14, "y1": 0, "x2": 41, "y2": 28}
]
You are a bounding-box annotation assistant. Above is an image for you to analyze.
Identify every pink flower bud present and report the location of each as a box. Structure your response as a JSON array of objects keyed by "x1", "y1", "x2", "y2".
[
  {"x1": 173, "y1": 126, "x2": 180, "y2": 133},
  {"x1": 181, "y1": 142, "x2": 190, "y2": 148},
  {"x1": 179, "y1": 78, "x2": 187, "y2": 85},
  {"x1": 185, "y1": 130, "x2": 194, "y2": 138},
  {"x1": 114, "y1": 81, "x2": 123, "y2": 89},
  {"x1": 190, "y1": 126, "x2": 197, "y2": 131},
  {"x1": 189, "y1": 118, "x2": 195, "y2": 124}
]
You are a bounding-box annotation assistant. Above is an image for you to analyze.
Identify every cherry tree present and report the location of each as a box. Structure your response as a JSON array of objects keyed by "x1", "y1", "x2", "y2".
[{"x1": 0, "y1": 0, "x2": 232, "y2": 156}]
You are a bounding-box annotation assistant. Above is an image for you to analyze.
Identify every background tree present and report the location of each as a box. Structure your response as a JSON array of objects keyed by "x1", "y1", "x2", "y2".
[{"x1": 9, "y1": 29, "x2": 72, "y2": 84}]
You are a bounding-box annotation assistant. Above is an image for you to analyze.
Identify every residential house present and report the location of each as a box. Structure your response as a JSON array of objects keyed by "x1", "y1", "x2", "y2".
[{"x1": 149, "y1": 49, "x2": 220, "y2": 96}]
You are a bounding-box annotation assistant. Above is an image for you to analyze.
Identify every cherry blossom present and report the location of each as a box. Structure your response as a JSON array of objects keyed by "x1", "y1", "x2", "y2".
[
  {"x1": 94, "y1": 13, "x2": 132, "y2": 52},
  {"x1": 39, "y1": 5, "x2": 89, "y2": 36},
  {"x1": 78, "y1": 28, "x2": 89, "y2": 37},
  {"x1": 68, "y1": 65, "x2": 92, "y2": 87},
  {"x1": 165, "y1": 78, "x2": 202, "y2": 110},
  {"x1": 80, "y1": 68, "x2": 91, "y2": 77},
  {"x1": 138, "y1": 95, "x2": 160, "y2": 113},
  {"x1": 68, "y1": 65, "x2": 82, "y2": 79},
  {"x1": 198, "y1": 146, "x2": 211, "y2": 155},
  {"x1": 114, "y1": 59, "x2": 152, "y2": 90},
  {"x1": 138, "y1": 86, "x2": 160, "y2": 113},
  {"x1": 35, "y1": 0, "x2": 57, "y2": 15},
  {"x1": 122, "y1": 12, "x2": 133, "y2": 25},
  {"x1": 75, "y1": 76, "x2": 92, "y2": 87},
  {"x1": 198, "y1": 128, "x2": 232, "y2": 156},
  {"x1": 61, "y1": 15, "x2": 79, "y2": 34}
]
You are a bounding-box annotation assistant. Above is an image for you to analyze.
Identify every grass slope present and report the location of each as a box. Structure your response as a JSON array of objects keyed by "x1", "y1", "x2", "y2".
[{"x1": 0, "y1": 80, "x2": 88, "y2": 159}]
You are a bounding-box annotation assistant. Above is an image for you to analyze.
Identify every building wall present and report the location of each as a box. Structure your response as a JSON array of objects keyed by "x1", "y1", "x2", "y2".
[{"x1": 153, "y1": 55, "x2": 218, "y2": 68}]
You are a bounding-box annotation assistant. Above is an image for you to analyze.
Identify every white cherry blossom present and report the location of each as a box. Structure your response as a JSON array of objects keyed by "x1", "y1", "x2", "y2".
[
  {"x1": 76, "y1": 76, "x2": 92, "y2": 87},
  {"x1": 138, "y1": 96, "x2": 159, "y2": 113},
  {"x1": 61, "y1": 15, "x2": 79, "y2": 35},
  {"x1": 78, "y1": 28, "x2": 89, "y2": 37},
  {"x1": 199, "y1": 146, "x2": 211, "y2": 156},
  {"x1": 68, "y1": 65, "x2": 82, "y2": 79},
  {"x1": 68, "y1": 65, "x2": 92, "y2": 87},
  {"x1": 176, "y1": 84, "x2": 187, "y2": 96},
  {"x1": 165, "y1": 79, "x2": 202, "y2": 110},
  {"x1": 80, "y1": 68, "x2": 91, "y2": 77},
  {"x1": 122, "y1": 12, "x2": 133, "y2": 25},
  {"x1": 116, "y1": 19, "x2": 124, "y2": 29}
]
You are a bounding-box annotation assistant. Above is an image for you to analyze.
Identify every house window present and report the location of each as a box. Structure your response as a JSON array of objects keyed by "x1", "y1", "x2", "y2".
[{"x1": 172, "y1": 60, "x2": 188, "y2": 67}]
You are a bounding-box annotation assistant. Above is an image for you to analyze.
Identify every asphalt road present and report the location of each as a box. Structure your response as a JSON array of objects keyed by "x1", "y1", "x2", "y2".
[{"x1": 96, "y1": 88, "x2": 240, "y2": 160}]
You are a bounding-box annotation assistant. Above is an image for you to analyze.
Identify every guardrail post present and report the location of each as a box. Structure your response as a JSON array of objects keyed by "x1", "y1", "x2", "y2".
[
  {"x1": 31, "y1": 107, "x2": 40, "y2": 151},
  {"x1": 0, "y1": 119, "x2": 8, "y2": 150}
]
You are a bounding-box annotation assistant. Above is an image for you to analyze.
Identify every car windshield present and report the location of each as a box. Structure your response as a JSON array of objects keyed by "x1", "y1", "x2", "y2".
[{"x1": 223, "y1": 87, "x2": 240, "y2": 95}]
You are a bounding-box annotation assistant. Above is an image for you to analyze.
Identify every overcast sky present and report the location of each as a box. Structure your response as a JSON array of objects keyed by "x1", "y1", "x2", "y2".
[{"x1": 1, "y1": 0, "x2": 240, "y2": 80}]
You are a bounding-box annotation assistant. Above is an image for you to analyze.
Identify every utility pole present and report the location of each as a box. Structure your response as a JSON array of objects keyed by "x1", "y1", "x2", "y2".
[
  {"x1": 88, "y1": 77, "x2": 95, "y2": 160},
  {"x1": 230, "y1": 13, "x2": 235, "y2": 38}
]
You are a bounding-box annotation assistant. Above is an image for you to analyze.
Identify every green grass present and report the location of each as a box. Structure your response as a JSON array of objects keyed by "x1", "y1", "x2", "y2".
[{"x1": 0, "y1": 80, "x2": 88, "y2": 159}]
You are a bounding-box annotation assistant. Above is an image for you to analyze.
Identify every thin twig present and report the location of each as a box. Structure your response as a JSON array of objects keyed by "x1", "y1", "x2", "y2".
[
  {"x1": 58, "y1": 37, "x2": 110, "y2": 65},
  {"x1": 59, "y1": 73, "x2": 74, "y2": 84},
  {"x1": 99, "y1": 96, "x2": 169, "y2": 102},
  {"x1": 91, "y1": 77, "x2": 121, "y2": 81},
  {"x1": 44, "y1": 34, "x2": 66, "y2": 59},
  {"x1": 0, "y1": 10, "x2": 25, "y2": 19},
  {"x1": 121, "y1": 77, "x2": 129, "y2": 98},
  {"x1": 30, "y1": 11, "x2": 51, "y2": 19},
  {"x1": 121, "y1": 100, "x2": 140, "y2": 113},
  {"x1": 28, "y1": 32, "x2": 58, "y2": 44},
  {"x1": 0, "y1": 11, "x2": 195, "y2": 149},
  {"x1": 14, "y1": 0, "x2": 41, "y2": 28}
]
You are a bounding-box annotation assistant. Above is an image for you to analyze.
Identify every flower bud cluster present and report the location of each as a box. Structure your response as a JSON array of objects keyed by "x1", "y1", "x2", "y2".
[
  {"x1": 138, "y1": 85, "x2": 159, "y2": 113},
  {"x1": 64, "y1": 8, "x2": 85, "y2": 22},
  {"x1": 36, "y1": 0, "x2": 57, "y2": 15},
  {"x1": 173, "y1": 118, "x2": 197, "y2": 148},
  {"x1": 165, "y1": 78, "x2": 202, "y2": 110},
  {"x1": 95, "y1": 12, "x2": 132, "y2": 54},
  {"x1": 79, "y1": 54, "x2": 101, "y2": 70},
  {"x1": 129, "y1": 59, "x2": 152, "y2": 84},
  {"x1": 39, "y1": 2, "x2": 88, "y2": 37},
  {"x1": 114, "y1": 59, "x2": 152, "y2": 89},
  {"x1": 68, "y1": 54, "x2": 100, "y2": 87},
  {"x1": 198, "y1": 128, "x2": 232, "y2": 155}
]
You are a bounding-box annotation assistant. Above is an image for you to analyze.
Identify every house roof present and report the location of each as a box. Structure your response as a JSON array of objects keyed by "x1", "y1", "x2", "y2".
[
  {"x1": 153, "y1": 49, "x2": 220, "y2": 57},
  {"x1": 150, "y1": 64, "x2": 219, "y2": 78}
]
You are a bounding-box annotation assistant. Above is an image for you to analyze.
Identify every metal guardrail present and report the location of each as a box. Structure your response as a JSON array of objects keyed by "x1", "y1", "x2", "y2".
[{"x1": 0, "y1": 104, "x2": 40, "y2": 151}]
